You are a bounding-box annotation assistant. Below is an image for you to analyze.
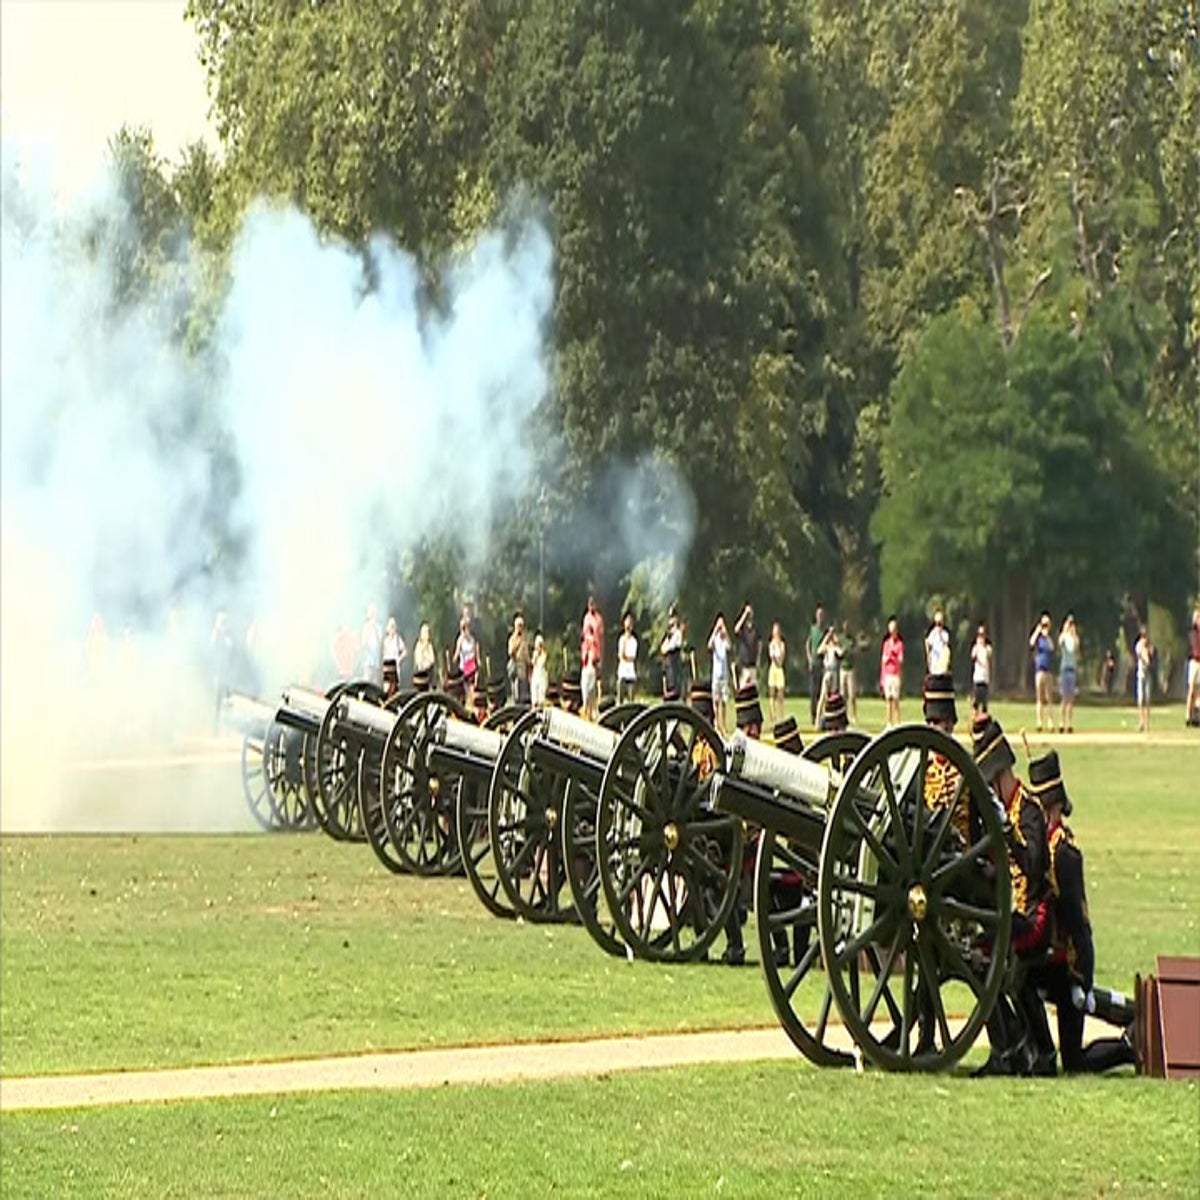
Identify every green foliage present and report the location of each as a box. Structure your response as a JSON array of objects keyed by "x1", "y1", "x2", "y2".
[{"x1": 136, "y1": 1, "x2": 1200, "y2": 640}]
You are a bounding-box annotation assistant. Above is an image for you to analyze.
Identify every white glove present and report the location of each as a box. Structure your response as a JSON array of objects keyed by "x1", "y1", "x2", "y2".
[{"x1": 1071, "y1": 985, "x2": 1096, "y2": 1014}]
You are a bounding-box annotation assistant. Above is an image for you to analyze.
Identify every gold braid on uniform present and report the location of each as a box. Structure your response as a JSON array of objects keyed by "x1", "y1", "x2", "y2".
[
  {"x1": 923, "y1": 754, "x2": 968, "y2": 842},
  {"x1": 1048, "y1": 822, "x2": 1089, "y2": 974}
]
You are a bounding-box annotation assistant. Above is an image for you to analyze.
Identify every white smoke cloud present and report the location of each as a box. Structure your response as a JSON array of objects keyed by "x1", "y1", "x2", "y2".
[{"x1": 0, "y1": 143, "x2": 554, "y2": 831}]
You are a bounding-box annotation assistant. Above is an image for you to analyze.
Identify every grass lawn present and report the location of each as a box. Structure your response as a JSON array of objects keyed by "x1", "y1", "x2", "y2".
[
  {"x1": 1, "y1": 730, "x2": 1196, "y2": 1078},
  {"x1": 2, "y1": 1062, "x2": 1196, "y2": 1199}
]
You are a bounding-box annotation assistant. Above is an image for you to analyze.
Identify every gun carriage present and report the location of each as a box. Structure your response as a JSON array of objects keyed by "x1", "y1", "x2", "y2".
[
  {"x1": 710, "y1": 723, "x2": 1013, "y2": 1072},
  {"x1": 224, "y1": 691, "x2": 314, "y2": 832}
]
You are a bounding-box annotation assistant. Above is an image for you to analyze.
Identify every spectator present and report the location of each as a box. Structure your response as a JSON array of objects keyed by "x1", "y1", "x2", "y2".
[
  {"x1": 839, "y1": 620, "x2": 860, "y2": 725},
  {"x1": 455, "y1": 615, "x2": 480, "y2": 707},
  {"x1": 1135, "y1": 626, "x2": 1153, "y2": 732},
  {"x1": 660, "y1": 607, "x2": 685, "y2": 697},
  {"x1": 925, "y1": 608, "x2": 951, "y2": 675},
  {"x1": 970, "y1": 622, "x2": 993, "y2": 714},
  {"x1": 1186, "y1": 606, "x2": 1200, "y2": 728},
  {"x1": 381, "y1": 616, "x2": 406, "y2": 696},
  {"x1": 734, "y1": 604, "x2": 760, "y2": 688},
  {"x1": 581, "y1": 597, "x2": 604, "y2": 719},
  {"x1": 1029, "y1": 612, "x2": 1055, "y2": 732},
  {"x1": 816, "y1": 623, "x2": 842, "y2": 725},
  {"x1": 767, "y1": 621, "x2": 787, "y2": 726},
  {"x1": 1058, "y1": 614, "x2": 1080, "y2": 733},
  {"x1": 880, "y1": 616, "x2": 904, "y2": 726},
  {"x1": 616, "y1": 612, "x2": 638, "y2": 703},
  {"x1": 331, "y1": 622, "x2": 358, "y2": 682},
  {"x1": 412, "y1": 621, "x2": 437, "y2": 688},
  {"x1": 507, "y1": 612, "x2": 530, "y2": 705},
  {"x1": 1100, "y1": 648, "x2": 1117, "y2": 696},
  {"x1": 530, "y1": 633, "x2": 549, "y2": 707},
  {"x1": 806, "y1": 605, "x2": 825, "y2": 725},
  {"x1": 708, "y1": 613, "x2": 733, "y2": 733},
  {"x1": 360, "y1": 604, "x2": 382, "y2": 685}
]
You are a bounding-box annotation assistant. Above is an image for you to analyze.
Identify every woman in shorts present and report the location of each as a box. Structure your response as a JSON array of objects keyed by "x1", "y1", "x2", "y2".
[
  {"x1": 767, "y1": 621, "x2": 787, "y2": 725},
  {"x1": 1058, "y1": 614, "x2": 1079, "y2": 732}
]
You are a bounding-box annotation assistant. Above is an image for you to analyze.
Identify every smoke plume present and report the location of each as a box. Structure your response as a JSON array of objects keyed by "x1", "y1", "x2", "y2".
[{"x1": 0, "y1": 143, "x2": 554, "y2": 831}]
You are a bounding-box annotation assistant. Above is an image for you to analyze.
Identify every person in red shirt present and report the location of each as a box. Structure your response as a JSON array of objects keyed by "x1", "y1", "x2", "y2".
[
  {"x1": 879, "y1": 616, "x2": 904, "y2": 726},
  {"x1": 580, "y1": 596, "x2": 604, "y2": 719},
  {"x1": 1187, "y1": 605, "x2": 1200, "y2": 728}
]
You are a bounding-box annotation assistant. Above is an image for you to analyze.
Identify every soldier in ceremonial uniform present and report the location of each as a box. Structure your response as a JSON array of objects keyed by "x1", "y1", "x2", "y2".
[
  {"x1": 922, "y1": 673, "x2": 971, "y2": 843},
  {"x1": 819, "y1": 691, "x2": 848, "y2": 733},
  {"x1": 722, "y1": 682, "x2": 765, "y2": 965},
  {"x1": 773, "y1": 715, "x2": 803, "y2": 755},
  {"x1": 971, "y1": 714, "x2": 1052, "y2": 1075},
  {"x1": 1026, "y1": 751, "x2": 1136, "y2": 1074}
]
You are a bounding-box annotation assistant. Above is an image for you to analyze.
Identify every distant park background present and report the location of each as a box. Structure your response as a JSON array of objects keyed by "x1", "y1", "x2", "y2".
[{"x1": 5, "y1": 1, "x2": 1197, "y2": 701}]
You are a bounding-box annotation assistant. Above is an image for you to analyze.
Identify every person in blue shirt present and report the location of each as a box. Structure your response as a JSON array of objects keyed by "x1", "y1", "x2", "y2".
[{"x1": 1029, "y1": 612, "x2": 1055, "y2": 732}]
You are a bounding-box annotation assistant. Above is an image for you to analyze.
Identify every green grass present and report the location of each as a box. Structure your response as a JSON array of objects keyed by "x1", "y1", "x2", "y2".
[
  {"x1": 2, "y1": 1062, "x2": 1196, "y2": 1198},
  {"x1": 2, "y1": 740, "x2": 1196, "y2": 1078}
]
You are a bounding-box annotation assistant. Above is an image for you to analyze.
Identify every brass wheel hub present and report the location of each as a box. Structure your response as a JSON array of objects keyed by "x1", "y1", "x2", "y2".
[
  {"x1": 663, "y1": 822, "x2": 680, "y2": 852},
  {"x1": 545, "y1": 806, "x2": 558, "y2": 833},
  {"x1": 907, "y1": 883, "x2": 928, "y2": 923},
  {"x1": 429, "y1": 776, "x2": 441, "y2": 797}
]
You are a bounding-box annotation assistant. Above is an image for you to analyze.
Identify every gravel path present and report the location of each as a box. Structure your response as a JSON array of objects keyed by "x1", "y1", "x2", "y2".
[{"x1": 0, "y1": 1028, "x2": 804, "y2": 1112}]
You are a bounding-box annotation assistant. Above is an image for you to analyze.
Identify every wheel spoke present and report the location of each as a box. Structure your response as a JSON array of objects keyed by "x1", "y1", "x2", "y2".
[
  {"x1": 921, "y1": 775, "x2": 964, "y2": 872},
  {"x1": 814, "y1": 985, "x2": 834, "y2": 1043},
  {"x1": 911, "y1": 746, "x2": 928, "y2": 864},
  {"x1": 931, "y1": 831, "x2": 998, "y2": 889},
  {"x1": 782, "y1": 938, "x2": 822, "y2": 1001},
  {"x1": 900, "y1": 938, "x2": 915, "y2": 1064},
  {"x1": 844, "y1": 805, "x2": 901, "y2": 880},
  {"x1": 916, "y1": 933, "x2": 952, "y2": 1049},
  {"x1": 832, "y1": 909, "x2": 892, "y2": 968},
  {"x1": 881, "y1": 759, "x2": 911, "y2": 874},
  {"x1": 861, "y1": 924, "x2": 905, "y2": 1027},
  {"x1": 939, "y1": 897, "x2": 1001, "y2": 928}
]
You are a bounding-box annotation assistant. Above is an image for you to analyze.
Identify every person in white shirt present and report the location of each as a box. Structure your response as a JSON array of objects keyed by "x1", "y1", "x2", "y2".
[
  {"x1": 970, "y1": 622, "x2": 993, "y2": 713},
  {"x1": 926, "y1": 609, "x2": 951, "y2": 675},
  {"x1": 381, "y1": 616, "x2": 406, "y2": 695},
  {"x1": 616, "y1": 612, "x2": 638, "y2": 703},
  {"x1": 708, "y1": 613, "x2": 733, "y2": 733}
]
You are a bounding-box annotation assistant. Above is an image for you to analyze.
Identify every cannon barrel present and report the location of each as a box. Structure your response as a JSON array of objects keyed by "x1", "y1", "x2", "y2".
[
  {"x1": 336, "y1": 694, "x2": 396, "y2": 741},
  {"x1": 537, "y1": 708, "x2": 620, "y2": 761},
  {"x1": 277, "y1": 685, "x2": 332, "y2": 733},
  {"x1": 433, "y1": 717, "x2": 506, "y2": 761},
  {"x1": 222, "y1": 692, "x2": 277, "y2": 739},
  {"x1": 727, "y1": 732, "x2": 836, "y2": 806}
]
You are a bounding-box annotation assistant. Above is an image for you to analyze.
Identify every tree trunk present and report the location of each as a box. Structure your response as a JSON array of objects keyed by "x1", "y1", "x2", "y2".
[{"x1": 997, "y1": 571, "x2": 1033, "y2": 692}]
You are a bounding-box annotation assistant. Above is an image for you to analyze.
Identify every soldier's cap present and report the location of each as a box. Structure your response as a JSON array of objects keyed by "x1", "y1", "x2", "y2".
[
  {"x1": 773, "y1": 715, "x2": 803, "y2": 755},
  {"x1": 972, "y1": 713, "x2": 1015, "y2": 784},
  {"x1": 411, "y1": 668, "x2": 432, "y2": 692},
  {"x1": 561, "y1": 671, "x2": 583, "y2": 698},
  {"x1": 487, "y1": 678, "x2": 506, "y2": 705},
  {"x1": 823, "y1": 691, "x2": 848, "y2": 731},
  {"x1": 735, "y1": 681, "x2": 763, "y2": 731},
  {"x1": 690, "y1": 677, "x2": 714, "y2": 721},
  {"x1": 922, "y1": 672, "x2": 957, "y2": 726},
  {"x1": 1028, "y1": 749, "x2": 1072, "y2": 817}
]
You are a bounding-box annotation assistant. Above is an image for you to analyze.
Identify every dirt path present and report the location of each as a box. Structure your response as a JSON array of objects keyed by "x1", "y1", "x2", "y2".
[{"x1": 0, "y1": 1028, "x2": 801, "y2": 1112}]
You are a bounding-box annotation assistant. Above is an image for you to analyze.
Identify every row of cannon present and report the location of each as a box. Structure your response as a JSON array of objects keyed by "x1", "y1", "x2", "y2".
[{"x1": 225, "y1": 681, "x2": 1014, "y2": 1073}]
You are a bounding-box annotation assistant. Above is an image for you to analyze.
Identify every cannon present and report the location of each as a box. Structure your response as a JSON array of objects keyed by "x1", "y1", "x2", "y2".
[
  {"x1": 709, "y1": 723, "x2": 1013, "y2": 1072},
  {"x1": 274, "y1": 681, "x2": 384, "y2": 842},
  {"x1": 223, "y1": 692, "x2": 314, "y2": 832},
  {"x1": 484, "y1": 703, "x2": 647, "y2": 940}
]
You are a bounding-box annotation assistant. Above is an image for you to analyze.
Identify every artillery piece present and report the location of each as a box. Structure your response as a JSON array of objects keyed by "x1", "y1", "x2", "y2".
[
  {"x1": 709, "y1": 723, "x2": 1013, "y2": 1072},
  {"x1": 273, "y1": 681, "x2": 389, "y2": 843},
  {"x1": 223, "y1": 692, "x2": 314, "y2": 832}
]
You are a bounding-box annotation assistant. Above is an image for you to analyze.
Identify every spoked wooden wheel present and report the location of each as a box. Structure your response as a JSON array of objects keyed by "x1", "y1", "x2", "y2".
[
  {"x1": 597, "y1": 702, "x2": 742, "y2": 962},
  {"x1": 240, "y1": 731, "x2": 276, "y2": 830},
  {"x1": 455, "y1": 706, "x2": 526, "y2": 919},
  {"x1": 561, "y1": 702, "x2": 647, "y2": 956},
  {"x1": 358, "y1": 691, "x2": 409, "y2": 874},
  {"x1": 488, "y1": 709, "x2": 577, "y2": 923},
  {"x1": 753, "y1": 731, "x2": 868, "y2": 1066},
  {"x1": 314, "y1": 680, "x2": 382, "y2": 842},
  {"x1": 817, "y1": 725, "x2": 1012, "y2": 1072},
  {"x1": 382, "y1": 691, "x2": 470, "y2": 876},
  {"x1": 265, "y1": 722, "x2": 313, "y2": 830}
]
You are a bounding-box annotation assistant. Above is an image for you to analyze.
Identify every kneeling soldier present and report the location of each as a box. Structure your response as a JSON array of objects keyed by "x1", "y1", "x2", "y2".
[{"x1": 971, "y1": 715, "x2": 1052, "y2": 1075}]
